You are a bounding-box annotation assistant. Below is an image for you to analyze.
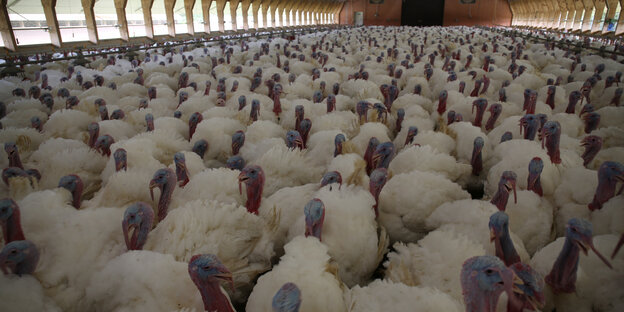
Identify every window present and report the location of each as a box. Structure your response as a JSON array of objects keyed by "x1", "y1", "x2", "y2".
[
  {"x1": 598, "y1": 5, "x2": 608, "y2": 31},
  {"x1": 174, "y1": 0, "x2": 187, "y2": 34},
  {"x1": 7, "y1": 0, "x2": 51, "y2": 46},
  {"x1": 236, "y1": 4, "x2": 243, "y2": 29},
  {"x1": 56, "y1": 0, "x2": 89, "y2": 42},
  {"x1": 94, "y1": 0, "x2": 120, "y2": 40},
  {"x1": 152, "y1": 0, "x2": 168, "y2": 35},
  {"x1": 568, "y1": 10, "x2": 576, "y2": 29},
  {"x1": 588, "y1": 6, "x2": 596, "y2": 28},
  {"x1": 192, "y1": 0, "x2": 204, "y2": 33},
  {"x1": 224, "y1": 1, "x2": 232, "y2": 30},
  {"x1": 266, "y1": 6, "x2": 272, "y2": 28},
  {"x1": 126, "y1": 0, "x2": 146, "y2": 37},
  {"x1": 247, "y1": 4, "x2": 254, "y2": 28},
  {"x1": 258, "y1": 4, "x2": 264, "y2": 28},
  {"x1": 607, "y1": 2, "x2": 622, "y2": 32},
  {"x1": 209, "y1": 1, "x2": 219, "y2": 31}
]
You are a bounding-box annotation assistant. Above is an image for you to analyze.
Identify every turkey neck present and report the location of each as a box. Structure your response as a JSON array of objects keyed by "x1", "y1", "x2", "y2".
[
  {"x1": 2, "y1": 209, "x2": 25, "y2": 243},
  {"x1": 490, "y1": 184, "x2": 510, "y2": 211},
  {"x1": 273, "y1": 93, "x2": 282, "y2": 116},
  {"x1": 473, "y1": 105, "x2": 486, "y2": 127},
  {"x1": 528, "y1": 174, "x2": 543, "y2": 197},
  {"x1": 545, "y1": 236, "x2": 580, "y2": 294},
  {"x1": 545, "y1": 91, "x2": 555, "y2": 109},
  {"x1": 157, "y1": 178, "x2": 175, "y2": 222},
  {"x1": 471, "y1": 147, "x2": 483, "y2": 176},
  {"x1": 589, "y1": 175, "x2": 620, "y2": 211},
  {"x1": 494, "y1": 228, "x2": 520, "y2": 266},
  {"x1": 8, "y1": 152, "x2": 23, "y2": 170},
  {"x1": 485, "y1": 109, "x2": 500, "y2": 131},
  {"x1": 545, "y1": 134, "x2": 561, "y2": 164},
  {"x1": 245, "y1": 180, "x2": 264, "y2": 215},
  {"x1": 198, "y1": 281, "x2": 235, "y2": 312},
  {"x1": 582, "y1": 143, "x2": 601, "y2": 167}
]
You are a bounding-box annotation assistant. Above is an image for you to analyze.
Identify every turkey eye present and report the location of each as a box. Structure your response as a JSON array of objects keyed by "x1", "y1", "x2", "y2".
[
  {"x1": 10, "y1": 249, "x2": 17, "y2": 254},
  {"x1": 485, "y1": 269, "x2": 494, "y2": 274}
]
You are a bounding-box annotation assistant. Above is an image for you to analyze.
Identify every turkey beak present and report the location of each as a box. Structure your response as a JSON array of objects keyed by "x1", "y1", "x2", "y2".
[
  {"x1": 237, "y1": 172, "x2": 249, "y2": 195},
  {"x1": 527, "y1": 289, "x2": 546, "y2": 311},
  {"x1": 505, "y1": 179, "x2": 517, "y2": 204},
  {"x1": 149, "y1": 179, "x2": 159, "y2": 201},
  {"x1": 0, "y1": 253, "x2": 14, "y2": 275},
  {"x1": 293, "y1": 137, "x2": 304, "y2": 149},
  {"x1": 115, "y1": 159, "x2": 125, "y2": 172},
  {"x1": 580, "y1": 137, "x2": 591, "y2": 147},
  {"x1": 612, "y1": 234, "x2": 624, "y2": 259},
  {"x1": 489, "y1": 227, "x2": 497, "y2": 242},
  {"x1": 527, "y1": 171, "x2": 538, "y2": 191},
  {"x1": 372, "y1": 151, "x2": 382, "y2": 167},
  {"x1": 214, "y1": 266, "x2": 235, "y2": 291},
  {"x1": 578, "y1": 236, "x2": 613, "y2": 269},
  {"x1": 518, "y1": 117, "x2": 525, "y2": 135},
  {"x1": 122, "y1": 218, "x2": 138, "y2": 250},
  {"x1": 177, "y1": 160, "x2": 187, "y2": 174}
]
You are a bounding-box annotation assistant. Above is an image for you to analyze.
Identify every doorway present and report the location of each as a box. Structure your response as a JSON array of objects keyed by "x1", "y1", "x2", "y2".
[{"x1": 401, "y1": 0, "x2": 445, "y2": 26}]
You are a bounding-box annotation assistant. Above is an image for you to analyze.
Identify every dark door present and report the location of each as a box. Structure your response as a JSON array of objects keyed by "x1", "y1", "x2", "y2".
[{"x1": 401, "y1": 0, "x2": 445, "y2": 26}]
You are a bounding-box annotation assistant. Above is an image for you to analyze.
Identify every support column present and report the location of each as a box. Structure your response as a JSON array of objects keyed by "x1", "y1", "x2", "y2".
[
  {"x1": 616, "y1": 0, "x2": 624, "y2": 34},
  {"x1": 573, "y1": 0, "x2": 584, "y2": 31},
  {"x1": 164, "y1": 0, "x2": 176, "y2": 37},
  {"x1": 0, "y1": 0, "x2": 17, "y2": 50},
  {"x1": 202, "y1": 0, "x2": 212, "y2": 33},
  {"x1": 301, "y1": 1, "x2": 310, "y2": 25},
  {"x1": 241, "y1": 0, "x2": 251, "y2": 30},
  {"x1": 215, "y1": 0, "x2": 226, "y2": 31},
  {"x1": 81, "y1": 0, "x2": 98, "y2": 43},
  {"x1": 286, "y1": 0, "x2": 297, "y2": 26},
  {"x1": 114, "y1": 0, "x2": 129, "y2": 41},
  {"x1": 252, "y1": 0, "x2": 261, "y2": 28},
  {"x1": 591, "y1": 0, "x2": 607, "y2": 33},
  {"x1": 42, "y1": 0, "x2": 62, "y2": 47},
  {"x1": 231, "y1": 0, "x2": 240, "y2": 30},
  {"x1": 230, "y1": 0, "x2": 239, "y2": 30},
  {"x1": 269, "y1": 0, "x2": 278, "y2": 27},
  {"x1": 277, "y1": 0, "x2": 286, "y2": 27},
  {"x1": 547, "y1": 0, "x2": 560, "y2": 29},
  {"x1": 311, "y1": 1, "x2": 322, "y2": 25},
  {"x1": 515, "y1": 1, "x2": 527, "y2": 26},
  {"x1": 539, "y1": 0, "x2": 552, "y2": 27},
  {"x1": 184, "y1": 0, "x2": 195, "y2": 35},
  {"x1": 556, "y1": 0, "x2": 567, "y2": 29},
  {"x1": 580, "y1": 0, "x2": 594, "y2": 32},
  {"x1": 141, "y1": 0, "x2": 155, "y2": 38},
  {"x1": 509, "y1": 0, "x2": 519, "y2": 26},
  {"x1": 334, "y1": 2, "x2": 343, "y2": 24},
  {"x1": 261, "y1": 0, "x2": 269, "y2": 28}
]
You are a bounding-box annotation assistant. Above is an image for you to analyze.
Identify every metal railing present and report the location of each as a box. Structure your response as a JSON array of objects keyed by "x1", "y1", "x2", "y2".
[
  {"x1": 0, "y1": 25, "x2": 349, "y2": 67},
  {"x1": 482, "y1": 26, "x2": 624, "y2": 57}
]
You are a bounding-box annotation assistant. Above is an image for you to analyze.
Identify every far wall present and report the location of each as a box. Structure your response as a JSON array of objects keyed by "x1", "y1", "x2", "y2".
[
  {"x1": 339, "y1": 0, "x2": 402, "y2": 26},
  {"x1": 443, "y1": 0, "x2": 512, "y2": 27},
  {"x1": 338, "y1": 0, "x2": 512, "y2": 27}
]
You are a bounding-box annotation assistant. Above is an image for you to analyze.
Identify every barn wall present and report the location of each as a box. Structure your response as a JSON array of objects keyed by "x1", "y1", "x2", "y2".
[
  {"x1": 443, "y1": 0, "x2": 512, "y2": 26},
  {"x1": 339, "y1": 0, "x2": 402, "y2": 26}
]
